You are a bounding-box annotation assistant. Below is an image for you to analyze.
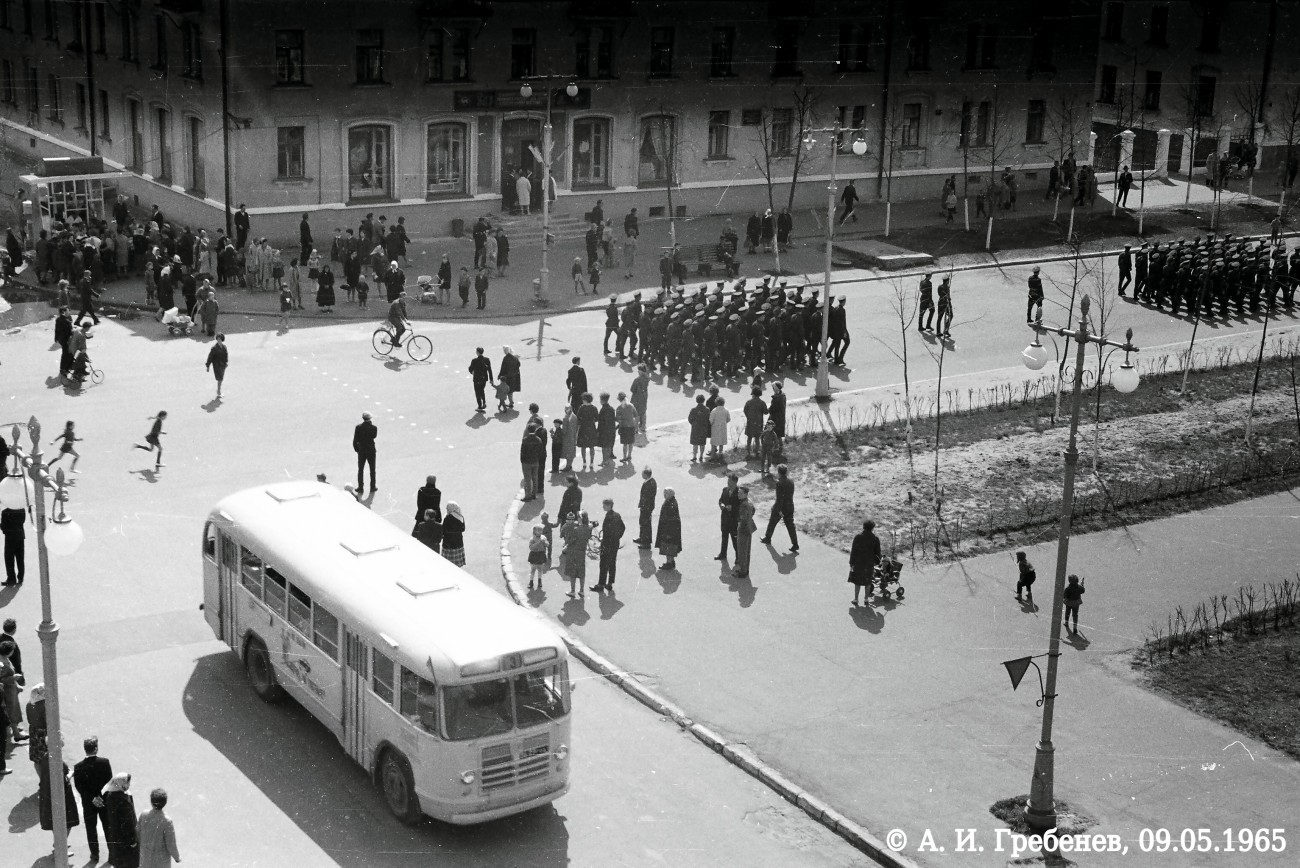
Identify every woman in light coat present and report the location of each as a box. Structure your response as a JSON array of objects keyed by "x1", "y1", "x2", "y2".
[
  {"x1": 198, "y1": 229, "x2": 214, "y2": 276},
  {"x1": 709, "y1": 397, "x2": 731, "y2": 460}
]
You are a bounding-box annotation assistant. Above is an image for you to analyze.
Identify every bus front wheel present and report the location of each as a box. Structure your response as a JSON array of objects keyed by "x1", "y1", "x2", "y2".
[
  {"x1": 244, "y1": 636, "x2": 284, "y2": 703},
  {"x1": 379, "y1": 749, "x2": 423, "y2": 825}
]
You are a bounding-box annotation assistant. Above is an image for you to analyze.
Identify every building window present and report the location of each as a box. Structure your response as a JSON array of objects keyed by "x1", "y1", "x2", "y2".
[
  {"x1": 46, "y1": 73, "x2": 61, "y2": 123},
  {"x1": 1026, "y1": 99, "x2": 1045, "y2": 143},
  {"x1": 837, "y1": 23, "x2": 871, "y2": 72},
  {"x1": 740, "y1": 108, "x2": 762, "y2": 126},
  {"x1": 772, "y1": 29, "x2": 799, "y2": 77},
  {"x1": 119, "y1": 6, "x2": 137, "y2": 62},
  {"x1": 92, "y1": 2, "x2": 105, "y2": 54},
  {"x1": 771, "y1": 107, "x2": 793, "y2": 155},
  {"x1": 906, "y1": 22, "x2": 930, "y2": 71},
  {"x1": 510, "y1": 28, "x2": 535, "y2": 79},
  {"x1": 127, "y1": 99, "x2": 143, "y2": 170},
  {"x1": 41, "y1": 0, "x2": 55, "y2": 41},
  {"x1": 638, "y1": 115, "x2": 675, "y2": 184},
  {"x1": 188, "y1": 116, "x2": 204, "y2": 192},
  {"x1": 426, "y1": 122, "x2": 466, "y2": 195},
  {"x1": 1103, "y1": 1, "x2": 1124, "y2": 40},
  {"x1": 275, "y1": 30, "x2": 305, "y2": 85},
  {"x1": 707, "y1": 110, "x2": 729, "y2": 159},
  {"x1": 649, "y1": 27, "x2": 673, "y2": 78},
  {"x1": 74, "y1": 82, "x2": 86, "y2": 129},
  {"x1": 181, "y1": 22, "x2": 201, "y2": 79},
  {"x1": 1199, "y1": 1, "x2": 1223, "y2": 52},
  {"x1": 1, "y1": 60, "x2": 15, "y2": 106},
  {"x1": 976, "y1": 101, "x2": 992, "y2": 147},
  {"x1": 277, "y1": 126, "x2": 305, "y2": 179},
  {"x1": 901, "y1": 102, "x2": 922, "y2": 147},
  {"x1": 152, "y1": 14, "x2": 167, "y2": 72},
  {"x1": 355, "y1": 29, "x2": 384, "y2": 84},
  {"x1": 1144, "y1": 70, "x2": 1162, "y2": 112},
  {"x1": 575, "y1": 25, "x2": 614, "y2": 78},
  {"x1": 428, "y1": 27, "x2": 471, "y2": 82},
  {"x1": 959, "y1": 101, "x2": 972, "y2": 148},
  {"x1": 837, "y1": 105, "x2": 867, "y2": 151},
  {"x1": 156, "y1": 107, "x2": 172, "y2": 181},
  {"x1": 1195, "y1": 75, "x2": 1217, "y2": 117},
  {"x1": 24, "y1": 62, "x2": 37, "y2": 117},
  {"x1": 1029, "y1": 22, "x2": 1054, "y2": 73},
  {"x1": 710, "y1": 26, "x2": 734, "y2": 77},
  {"x1": 966, "y1": 24, "x2": 997, "y2": 69},
  {"x1": 573, "y1": 117, "x2": 610, "y2": 186},
  {"x1": 97, "y1": 88, "x2": 109, "y2": 138},
  {"x1": 348, "y1": 124, "x2": 392, "y2": 199},
  {"x1": 68, "y1": 0, "x2": 82, "y2": 49},
  {"x1": 1099, "y1": 64, "x2": 1117, "y2": 104},
  {"x1": 1148, "y1": 5, "x2": 1168, "y2": 45},
  {"x1": 0, "y1": 0, "x2": 10, "y2": 31}
]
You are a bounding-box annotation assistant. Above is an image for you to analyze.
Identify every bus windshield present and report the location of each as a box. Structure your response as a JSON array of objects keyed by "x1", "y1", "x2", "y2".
[{"x1": 443, "y1": 665, "x2": 569, "y2": 741}]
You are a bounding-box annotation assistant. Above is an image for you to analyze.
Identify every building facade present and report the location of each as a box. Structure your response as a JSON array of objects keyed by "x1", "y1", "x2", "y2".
[
  {"x1": 0, "y1": 0, "x2": 1100, "y2": 240},
  {"x1": 1091, "y1": 0, "x2": 1298, "y2": 178}
]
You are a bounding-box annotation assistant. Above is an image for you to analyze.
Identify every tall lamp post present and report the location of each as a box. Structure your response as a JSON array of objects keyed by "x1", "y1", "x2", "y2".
[
  {"x1": 1, "y1": 418, "x2": 85, "y2": 868},
  {"x1": 519, "y1": 75, "x2": 579, "y2": 306},
  {"x1": 802, "y1": 124, "x2": 867, "y2": 401},
  {"x1": 1019, "y1": 298, "x2": 1138, "y2": 833}
]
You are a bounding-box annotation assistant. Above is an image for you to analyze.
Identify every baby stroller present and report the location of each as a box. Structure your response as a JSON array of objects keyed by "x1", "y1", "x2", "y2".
[
  {"x1": 873, "y1": 558, "x2": 905, "y2": 599},
  {"x1": 416, "y1": 274, "x2": 441, "y2": 304},
  {"x1": 160, "y1": 306, "x2": 195, "y2": 336}
]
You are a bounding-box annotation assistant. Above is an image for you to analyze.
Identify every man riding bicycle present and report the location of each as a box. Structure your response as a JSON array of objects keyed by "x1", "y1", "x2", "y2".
[{"x1": 388, "y1": 291, "x2": 409, "y2": 347}]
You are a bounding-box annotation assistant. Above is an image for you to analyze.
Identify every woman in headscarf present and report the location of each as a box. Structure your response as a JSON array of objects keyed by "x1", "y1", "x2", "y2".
[
  {"x1": 198, "y1": 228, "x2": 214, "y2": 277},
  {"x1": 561, "y1": 405, "x2": 578, "y2": 472},
  {"x1": 499, "y1": 346, "x2": 521, "y2": 409},
  {"x1": 26, "y1": 684, "x2": 48, "y2": 766},
  {"x1": 561, "y1": 511, "x2": 592, "y2": 597},
  {"x1": 102, "y1": 773, "x2": 140, "y2": 868},
  {"x1": 733, "y1": 486, "x2": 756, "y2": 578},
  {"x1": 441, "y1": 502, "x2": 466, "y2": 567},
  {"x1": 316, "y1": 263, "x2": 336, "y2": 313},
  {"x1": 656, "y1": 488, "x2": 681, "y2": 570},
  {"x1": 760, "y1": 209, "x2": 775, "y2": 253}
]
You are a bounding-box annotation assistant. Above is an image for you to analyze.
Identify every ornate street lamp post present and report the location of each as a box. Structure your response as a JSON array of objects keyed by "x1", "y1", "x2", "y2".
[{"x1": 519, "y1": 76, "x2": 579, "y2": 306}]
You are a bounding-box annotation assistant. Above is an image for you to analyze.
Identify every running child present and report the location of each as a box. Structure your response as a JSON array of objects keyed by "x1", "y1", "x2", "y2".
[
  {"x1": 133, "y1": 411, "x2": 168, "y2": 468},
  {"x1": 48, "y1": 421, "x2": 82, "y2": 473}
]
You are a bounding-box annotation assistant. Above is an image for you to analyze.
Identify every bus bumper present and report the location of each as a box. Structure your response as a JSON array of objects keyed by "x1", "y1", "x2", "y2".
[{"x1": 422, "y1": 778, "x2": 569, "y2": 825}]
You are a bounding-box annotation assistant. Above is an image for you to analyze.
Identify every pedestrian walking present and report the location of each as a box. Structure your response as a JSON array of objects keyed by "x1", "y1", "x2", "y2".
[
  {"x1": 848, "y1": 520, "x2": 882, "y2": 606},
  {"x1": 352, "y1": 412, "x2": 377, "y2": 493},
  {"x1": 688, "y1": 394, "x2": 710, "y2": 463},
  {"x1": 603, "y1": 296, "x2": 620, "y2": 355},
  {"x1": 101, "y1": 773, "x2": 139, "y2": 868},
  {"x1": 1014, "y1": 550, "x2": 1036, "y2": 602},
  {"x1": 1117, "y1": 165, "x2": 1132, "y2": 207},
  {"x1": 597, "y1": 393, "x2": 617, "y2": 465},
  {"x1": 1117, "y1": 244, "x2": 1132, "y2": 297},
  {"x1": 592, "y1": 498, "x2": 625, "y2": 591},
  {"x1": 413, "y1": 509, "x2": 443, "y2": 553},
  {"x1": 708, "y1": 397, "x2": 730, "y2": 460},
  {"x1": 1064, "y1": 574, "x2": 1086, "y2": 632},
  {"x1": 132, "y1": 412, "x2": 168, "y2": 469},
  {"x1": 634, "y1": 467, "x2": 656, "y2": 547},
  {"x1": 560, "y1": 407, "x2": 578, "y2": 472},
  {"x1": 716, "y1": 474, "x2": 740, "y2": 560},
  {"x1": 499, "y1": 346, "x2": 521, "y2": 409},
  {"x1": 441, "y1": 502, "x2": 466, "y2": 567},
  {"x1": 73, "y1": 736, "x2": 113, "y2": 864},
  {"x1": 656, "y1": 488, "x2": 681, "y2": 570},
  {"x1": 630, "y1": 364, "x2": 650, "y2": 432},
  {"x1": 917, "y1": 274, "x2": 935, "y2": 332},
  {"x1": 576, "y1": 393, "x2": 599, "y2": 470},
  {"x1": 136, "y1": 788, "x2": 181, "y2": 868},
  {"x1": 572, "y1": 257, "x2": 587, "y2": 294},
  {"x1": 520, "y1": 426, "x2": 544, "y2": 501},
  {"x1": 936, "y1": 276, "x2": 954, "y2": 338},
  {"x1": 205, "y1": 334, "x2": 229, "y2": 399},
  {"x1": 1026, "y1": 267, "x2": 1044, "y2": 324},
  {"x1": 469, "y1": 347, "x2": 494, "y2": 412},
  {"x1": 838, "y1": 180, "x2": 859, "y2": 224},
  {"x1": 615, "y1": 392, "x2": 638, "y2": 462},
  {"x1": 760, "y1": 463, "x2": 799, "y2": 552},
  {"x1": 46, "y1": 421, "x2": 82, "y2": 473}
]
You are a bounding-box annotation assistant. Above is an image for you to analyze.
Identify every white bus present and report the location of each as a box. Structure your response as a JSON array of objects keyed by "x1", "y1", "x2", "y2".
[{"x1": 201, "y1": 481, "x2": 571, "y2": 825}]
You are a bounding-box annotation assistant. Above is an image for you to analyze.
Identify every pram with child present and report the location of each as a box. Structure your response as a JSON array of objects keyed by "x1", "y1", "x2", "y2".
[{"x1": 159, "y1": 306, "x2": 195, "y2": 336}]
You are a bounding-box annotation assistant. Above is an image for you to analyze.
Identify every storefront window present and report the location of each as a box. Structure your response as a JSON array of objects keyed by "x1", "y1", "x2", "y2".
[
  {"x1": 638, "y1": 115, "x2": 675, "y2": 186},
  {"x1": 348, "y1": 124, "x2": 391, "y2": 200},
  {"x1": 426, "y1": 122, "x2": 466, "y2": 196},
  {"x1": 572, "y1": 117, "x2": 608, "y2": 187}
]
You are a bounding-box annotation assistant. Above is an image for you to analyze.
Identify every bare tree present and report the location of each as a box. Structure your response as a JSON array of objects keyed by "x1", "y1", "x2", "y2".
[
  {"x1": 1233, "y1": 77, "x2": 1266, "y2": 200},
  {"x1": 1083, "y1": 260, "x2": 1123, "y2": 472},
  {"x1": 1043, "y1": 96, "x2": 1089, "y2": 224},
  {"x1": 958, "y1": 89, "x2": 1019, "y2": 249},
  {"x1": 749, "y1": 88, "x2": 819, "y2": 276},
  {"x1": 872, "y1": 275, "x2": 920, "y2": 467},
  {"x1": 1268, "y1": 83, "x2": 1300, "y2": 214},
  {"x1": 1177, "y1": 78, "x2": 1214, "y2": 207}
]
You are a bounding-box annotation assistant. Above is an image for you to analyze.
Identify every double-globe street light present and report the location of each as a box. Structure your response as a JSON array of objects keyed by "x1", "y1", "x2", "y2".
[
  {"x1": 802, "y1": 124, "x2": 868, "y2": 401},
  {"x1": 519, "y1": 76, "x2": 580, "y2": 306},
  {"x1": 1019, "y1": 297, "x2": 1138, "y2": 834},
  {"x1": 1, "y1": 417, "x2": 85, "y2": 868}
]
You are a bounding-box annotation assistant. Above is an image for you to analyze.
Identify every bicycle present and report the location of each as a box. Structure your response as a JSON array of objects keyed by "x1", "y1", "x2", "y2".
[
  {"x1": 372, "y1": 322, "x2": 433, "y2": 362},
  {"x1": 63, "y1": 356, "x2": 104, "y2": 387},
  {"x1": 586, "y1": 526, "x2": 624, "y2": 558}
]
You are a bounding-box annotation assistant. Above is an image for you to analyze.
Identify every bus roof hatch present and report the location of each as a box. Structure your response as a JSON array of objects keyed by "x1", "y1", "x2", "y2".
[{"x1": 396, "y1": 574, "x2": 457, "y2": 597}]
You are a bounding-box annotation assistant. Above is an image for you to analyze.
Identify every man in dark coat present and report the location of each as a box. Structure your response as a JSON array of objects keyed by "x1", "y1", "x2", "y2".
[
  {"x1": 558, "y1": 475, "x2": 582, "y2": 523},
  {"x1": 468, "y1": 346, "x2": 494, "y2": 412},
  {"x1": 849, "y1": 519, "x2": 882, "y2": 606},
  {"x1": 760, "y1": 463, "x2": 798, "y2": 552},
  {"x1": 829, "y1": 297, "x2": 851, "y2": 365},
  {"x1": 603, "y1": 296, "x2": 621, "y2": 355},
  {"x1": 716, "y1": 473, "x2": 741, "y2": 560},
  {"x1": 565, "y1": 358, "x2": 588, "y2": 413},
  {"x1": 76, "y1": 270, "x2": 100, "y2": 325},
  {"x1": 414, "y1": 476, "x2": 441, "y2": 527},
  {"x1": 768, "y1": 381, "x2": 787, "y2": 440},
  {"x1": 520, "y1": 427, "x2": 545, "y2": 501},
  {"x1": 597, "y1": 393, "x2": 617, "y2": 465},
  {"x1": 592, "y1": 498, "x2": 625, "y2": 592},
  {"x1": 633, "y1": 467, "x2": 657, "y2": 547},
  {"x1": 73, "y1": 736, "x2": 113, "y2": 863},
  {"x1": 299, "y1": 212, "x2": 313, "y2": 265},
  {"x1": 383, "y1": 261, "x2": 406, "y2": 302},
  {"x1": 1, "y1": 504, "x2": 25, "y2": 585},
  {"x1": 54, "y1": 307, "x2": 74, "y2": 377},
  {"x1": 352, "y1": 412, "x2": 377, "y2": 494},
  {"x1": 234, "y1": 204, "x2": 250, "y2": 250}
]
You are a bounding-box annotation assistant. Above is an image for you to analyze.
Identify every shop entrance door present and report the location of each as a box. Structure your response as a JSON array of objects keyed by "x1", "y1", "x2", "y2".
[{"x1": 501, "y1": 117, "x2": 541, "y2": 213}]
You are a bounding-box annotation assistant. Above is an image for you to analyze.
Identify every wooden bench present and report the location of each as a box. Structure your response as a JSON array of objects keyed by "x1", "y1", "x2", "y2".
[{"x1": 670, "y1": 244, "x2": 741, "y2": 278}]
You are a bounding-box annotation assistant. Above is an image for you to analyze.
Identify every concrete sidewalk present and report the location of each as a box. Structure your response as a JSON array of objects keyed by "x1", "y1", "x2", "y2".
[{"x1": 505, "y1": 423, "x2": 1300, "y2": 866}]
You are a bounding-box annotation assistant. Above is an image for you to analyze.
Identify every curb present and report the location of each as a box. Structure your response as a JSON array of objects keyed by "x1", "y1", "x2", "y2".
[{"x1": 497, "y1": 490, "x2": 923, "y2": 868}]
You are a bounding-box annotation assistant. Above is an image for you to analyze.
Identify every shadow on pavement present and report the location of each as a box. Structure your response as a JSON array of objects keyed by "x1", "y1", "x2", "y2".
[
  {"x1": 655, "y1": 565, "x2": 681, "y2": 594},
  {"x1": 201, "y1": 396, "x2": 223, "y2": 413},
  {"x1": 849, "y1": 603, "x2": 885, "y2": 633},
  {"x1": 6, "y1": 791, "x2": 39, "y2": 834},
  {"x1": 557, "y1": 596, "x2": 590, "y2": 627},
  {"x1": 596, "y1": 589, "x2": 625, "y2": 620},
  {"x1": 719, "y1": 563, "x2": 757, "y2": 608},
  {"x1": 182, "y1": 653, "x2": 570, "y2": 868}
]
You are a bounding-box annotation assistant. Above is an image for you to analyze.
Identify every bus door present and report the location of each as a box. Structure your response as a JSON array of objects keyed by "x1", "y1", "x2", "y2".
[
  {"x1": 343, "y1": 629, "x2": 370, "y2": 765},
  {"x1": 218, "y1": 533, "x2": 239, "y2": 643}
]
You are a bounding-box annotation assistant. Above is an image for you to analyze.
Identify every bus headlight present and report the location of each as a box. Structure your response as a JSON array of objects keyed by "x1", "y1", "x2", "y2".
[
  {"x1": 554, "y1": 744, "x2": 568, "y2": 761},
  {"x1": 460, "y1": 770, "x2": 476, "y2": 785}
]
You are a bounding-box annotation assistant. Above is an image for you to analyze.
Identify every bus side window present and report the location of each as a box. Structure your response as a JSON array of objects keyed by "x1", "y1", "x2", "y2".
[
  {"x1": 372, "y1": 650, "x2": 395, "y2": 704},
  {"x1": 400, "y1": 668, "x2": 439, "y2": 734},
  {"x1": 263, "y1": 567, "x2": 288, "y2": 617},
  {"x1": 240, "y1": 548, "x2": 263, "y2": 597},
  {"x1": 203, "y1": 522, "x2": 217, "y2": 561},
  {"x1": 287, "y1": 584, "x2": 312, "y2": 635},
  {"x1": 312, "y1": 604, "x2": 339, "y2": 661}
]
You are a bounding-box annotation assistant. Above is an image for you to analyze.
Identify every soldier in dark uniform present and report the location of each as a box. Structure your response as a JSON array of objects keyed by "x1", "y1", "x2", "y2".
[
  {"x1": 1134, "y1": 243, "x2": 1148, "y2": 300},
  {"x1": 785, "y1": 305, "x2": 805, "y2": 369},
  {"x1": 917, "y1": 273, "x2": 935, "y2": 331},
  {"x1": 603, "y1": 296, "x2": 621, "y2": 355},
  {"x1": 1026, "y1": 267, "x2": 1044, "y2": 323}
]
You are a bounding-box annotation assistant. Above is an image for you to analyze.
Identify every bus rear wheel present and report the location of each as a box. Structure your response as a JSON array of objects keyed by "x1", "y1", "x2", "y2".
[
  {"x1": 244, "y1": 636, "x2": 284, "y2": 703},
  {"x1": 379, "y1": 749, "x2": 423, "y2": 825}
]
